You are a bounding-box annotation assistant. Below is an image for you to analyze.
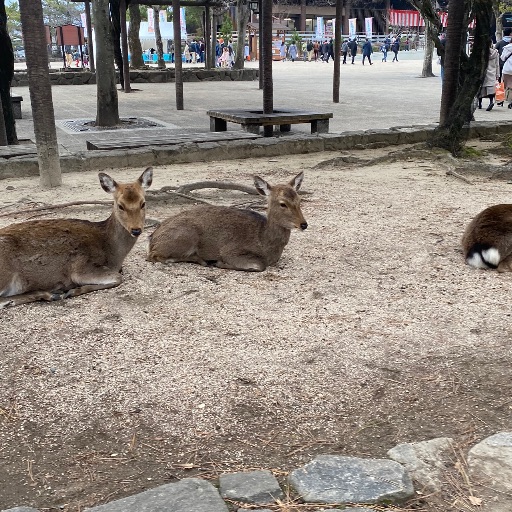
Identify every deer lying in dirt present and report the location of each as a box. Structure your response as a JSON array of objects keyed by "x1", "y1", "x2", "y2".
[
  {"x1": 147, "y1": 172, "x2": 307, "y2": 272},
  {"x1": 0, "y1": 167, "x2": 153, "y2": 308},
  {"x1": 462, "y1": 204, "x2": 512, "y2": 271}
]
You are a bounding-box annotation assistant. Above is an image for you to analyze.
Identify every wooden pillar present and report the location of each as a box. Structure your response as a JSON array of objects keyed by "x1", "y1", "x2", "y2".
[
  {"x1": 258, "y1": 6, "x2": 263, "y2": 89},
  {"x1": 299, "y1": 0, "x2": 306, "y2": 32},
  {"x1": 205, "y1": 5, "x2": 211, "y2": 69},
  {"x1": 119, "y1": 0, "x2": 131, "y2": 92},
  {"x1": 84, "y1": 0, "x2": 95, "y2": 72},
  {"x1": 262, "y1": 0, "x2": 273, "y2": 134},
  {"x1": 333, "y1": 0, "x2": 342, "y2": 103},
  {"x1": 173, "y1": 0, "x2": 184, "y2": 109},
  {"x1": 211, "y1": 14, "x2": 217, "y2": 69}
]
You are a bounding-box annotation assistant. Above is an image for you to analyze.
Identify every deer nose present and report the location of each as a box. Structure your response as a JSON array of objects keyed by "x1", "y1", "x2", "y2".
[
  {"x1": 131, "y1": 228, "x2": 142, "y2": 237},
  {"x1": 300, "y1": 222, "x2": 308, "y2": 230}
]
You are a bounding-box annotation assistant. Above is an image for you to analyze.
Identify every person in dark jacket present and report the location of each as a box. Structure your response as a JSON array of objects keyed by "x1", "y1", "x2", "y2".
[
  {"x1": 348, "y1": 38, "x2": 358, "y2": 64},
  {"x1": 496, "y1": 27, "x2": 512, "y2": 81},
  {"x1": 362, "y1": 38, "x2": 373, "y2": 65},
  {"x1": 391, "y1": 38, "x2": 400, "y2": 62}
]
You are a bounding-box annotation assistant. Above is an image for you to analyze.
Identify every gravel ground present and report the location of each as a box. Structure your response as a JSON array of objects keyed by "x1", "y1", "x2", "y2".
[{"x1": 1, "y1": 143, "x2": 511, "y2": 511}]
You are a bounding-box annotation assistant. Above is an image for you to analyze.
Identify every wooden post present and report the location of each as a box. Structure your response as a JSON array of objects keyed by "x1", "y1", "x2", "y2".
[
  {"x1": 173, "y1": 0, "x2": 184, "y2": 109},
  {"x1": 205, "y1": 4, "x2": 211, "y2": 69},
  {"x1": 77, "y1": 26, "x2": 85, "y2": 67},
  {"x1": 333, "y1": 0, "x2": 342, "y2": 103},
  {"x1": 0, "y1": 100, "x2": 7, "y2": 147},
  {"x1": 84, "y1": 0, "x2": 95, "y2": 72},
  {"x1": 258, "y1": 2, "x2": 263, "y2": 90},
  {"x1": 59, "y1": 26, "x2": 66, "y2": 68},
  {"x1": 119, "y1": 0, "x2": 131, "y2": 92},
  {"x1": 211, "y1": 14, "x2": 217, "y2": 69},
  {"x1": 262, "y1": 0, "x2": 273, "y2": 135}
]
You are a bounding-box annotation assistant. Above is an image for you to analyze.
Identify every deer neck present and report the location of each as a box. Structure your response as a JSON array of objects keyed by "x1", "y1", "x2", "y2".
[
  {"x1": 262, "y1": 210, "x2": 291, "y2": 260},
  {"x1": 104, "y1": 213, "x2": 138, "y2": 269}
]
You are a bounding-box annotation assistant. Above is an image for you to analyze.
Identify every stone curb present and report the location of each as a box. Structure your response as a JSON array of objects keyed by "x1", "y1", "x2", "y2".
[{"x1": 2, "y1": 121, "x2": 511, "y2": 181}]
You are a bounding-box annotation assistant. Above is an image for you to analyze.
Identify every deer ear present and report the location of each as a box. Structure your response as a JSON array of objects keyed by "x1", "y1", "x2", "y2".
[
  {"x1": 290, "y1": 171, "x2": 304, "y2": 191},
  {"x1": 254, "y1": 175, "x2": 271, "y2": 196},
  {"x1": 99, "y1": 172, "x2": 117, "y2": 193},
  {"x1": 139, "y1": 167, "x2": 153, "y2": 190}
]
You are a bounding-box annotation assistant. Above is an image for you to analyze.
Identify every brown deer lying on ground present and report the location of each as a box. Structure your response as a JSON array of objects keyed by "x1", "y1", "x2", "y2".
[
  {"x1": 462, "y1": 204, "x2": 512, "y2": 271},
  {"x1": 147, "y1": 172, "x2": 307, "y2": 272},
  {"x1": 0, "y1": 167, "x2": 153, "y2": 308}
]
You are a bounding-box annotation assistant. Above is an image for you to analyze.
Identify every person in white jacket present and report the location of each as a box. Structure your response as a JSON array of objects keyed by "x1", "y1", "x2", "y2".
[
  {"x1": 478, "y1": 41, "x2": 500, "y2": 111},
  {"x1": 500, "y1": 40, "x2": 512, "y2": 108}
]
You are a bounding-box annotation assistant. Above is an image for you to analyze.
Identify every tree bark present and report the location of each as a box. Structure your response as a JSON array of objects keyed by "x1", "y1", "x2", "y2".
[
  {"x1": 262, "y1": 0, "x2": 273, "y2": 135},
  {"x1": 85, "y1": 0, "x2": 95, "y2": 72},
  {"x1": 493, "y1": 0, "x2": 502, "y2": 41},
  {"x1": 421, "y1": 19, "x2": 435, "y2": 77},
  {"x1": 120, "y1": 0, "x2": 131, "y2": 92},
  {"x1": 128, "y1": 4, "x2": 144, "y2": 68},
  {"x1": 153, "y1": 6, "x2": 166, "y2": 68},
  {"x1": 333, "y1": 0, "x2": 342, "y2": 103},
  {"x1": 0, "y1": 0, "x2": 17, "y2": 145},
  {"x1": 172, "y1": 0, "x2": 184, "y2": 110},
  {"x1": 110, "y1": 0, "x2": 125, "y2": 90},
  {"x1": 19, "y1": 0, "x2": 61, "y2": 187},
  {"x1": 93, "y1": 0, "x2": 120, "y2": 126},
  {"x1": 233, "y1": 0, "x2": 250, "y2": 70}
]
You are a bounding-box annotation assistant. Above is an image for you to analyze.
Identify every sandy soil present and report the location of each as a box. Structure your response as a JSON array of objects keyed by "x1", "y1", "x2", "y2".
[{"x1": 1, "y1": 142, "x2": 511, "y2": 511}]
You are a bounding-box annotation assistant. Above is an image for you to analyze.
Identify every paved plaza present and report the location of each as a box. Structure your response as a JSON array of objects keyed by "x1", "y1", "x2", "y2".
[{"x1": 11, "y1": 51, "x2": 512, "y2": 156}]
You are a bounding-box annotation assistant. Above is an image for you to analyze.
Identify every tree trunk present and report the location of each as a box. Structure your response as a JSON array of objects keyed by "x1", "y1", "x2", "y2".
[
  {"x1": 0, "y1": 0, "x2": 18, "y2": 145},
  {"x1": 19, "y1": 0, "x2": 61, "y2": 187},
  {"x1": 153, "y1": 6, "x2": 166, "y2": 69},
  {"x1": 343, "y1": 0, "x2": 351, "y2": 36},
  {"x1": 333, "y1": 0, "x2": 342, "y2": 103},
  {"x1": 493, "y1": 0, "x2": 502, "y2": 41},
  {"x1": 172, "y1": 0, "x2": 184, "y2": 110},
  {"x1": 110, "y1": 0, "x2": 124, "y2": 90},
  {"x1": 128, "y1": 4, "x2": 144, "y2": 68},
  {"x1": 233, "y1": 0, "x2": 250, "y2": 70},
  {"x1": 85, "y1": 0, "x2": 95, "y2": 73},
  {"x1": 262, "y1": 0, "x2": 273, "y2": 134},
  {"x1": 421, "y1": 19, "x2": 435, "y2": 77},
  {"x1": 120, "y1": 0, "x2": 131, "y2": 92},
  {"x1": 93, "y1": 0, "x2": 120, "y2": 126}
]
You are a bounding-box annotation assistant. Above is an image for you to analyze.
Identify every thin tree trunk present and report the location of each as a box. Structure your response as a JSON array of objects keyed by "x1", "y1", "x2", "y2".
[
  {"x1": 120, "y1": 0, "x2": 131, "y2": 92},
  {"x1": 85, "y1": 0, "x2": 95, "y2": 72},
  {"x1": 205, "y1": 5, "x2": 211, "y2": 69},
  {"x1": 493, "y1": 0, "x2": 502, "y2": 41},
  {"x1": 93, "y1": 0, "x2": 120, "y2": 126},
  {"x1": 344, "y1": 0, "x2": 351, "y2": 36},
  {"x1": 19, "y1": 0, "x2": 61, "y2": 187},
  {"x1": 233, "y1": 0, "x2": 250, "y2": 69},
  {"x1": 0, "y1": 92, "x2": 7, "y2": 146},
  {"x1": 110, "y1": 0, "x2": 124, "y2": 90},
  {"x1": 421, "y1": 19, "x2": 435, "y2": 77},
  {"x1": 262, "y1": 0, "x2": 273, "y2": 136},
  {"x1": 0, "y1": 0, "x2": 17, "y2": 145},
  {"x1": 172, "y1": 0, "x2": 184, "y2": 110},
  {"x1": 128, "y1": 4, "x2": 144, "y2": 68},
  {"x1": 333, "y1": 0, "x2": 342, "y2": 102},
  {"x1": 153, "y1": 6, "x2": 166, "y2": 68}
]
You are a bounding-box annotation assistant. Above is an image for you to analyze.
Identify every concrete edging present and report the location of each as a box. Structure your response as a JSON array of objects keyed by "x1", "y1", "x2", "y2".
[{"x1": 1, "y1": 121, "x2": 511, "y2": 180}]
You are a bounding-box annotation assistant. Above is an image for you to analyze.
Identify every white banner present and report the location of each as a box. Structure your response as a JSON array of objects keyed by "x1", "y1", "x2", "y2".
[
  {"x1": 348, "y1": 18, "x2": 357, "y2": 38},
  {"x1": 148, "y1": 8, "x2": 154, "y2": 33},
  {"x1": 159, "y1": 10, "x2": 167, "y2": 22},
  {"x1": 80, "y1": 13, "x2": 87, "y2": 37},
  {"x1": 365, "y1": 17, "x2": 373, "y2": 38},
  {"x1": 315, "y1": 17, "x2": 324, "y2": 40},
  {"x1": 180, "y1": 7, "x2": 187, "y2": 41}
]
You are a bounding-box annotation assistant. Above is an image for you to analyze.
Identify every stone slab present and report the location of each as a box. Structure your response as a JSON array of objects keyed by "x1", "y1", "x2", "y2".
[
  {"x1": 84, "y1": 478, "x2": 228, "y2": 512},
  {"x1": 1, "y1": 508, "x2": 39, "y2": 512},
  {"x1": 219, "y1": 470, "x2": 284, "y2": 504}
]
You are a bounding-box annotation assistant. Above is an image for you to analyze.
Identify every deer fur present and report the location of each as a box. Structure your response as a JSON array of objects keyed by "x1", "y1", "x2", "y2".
[
  {"x1": 147, "y1": 172, "x2": 307, "y2": 272},
  {"x1": 0, "y1": 167, "x2": 153, "y2": 308},
  {"x1": 462, "y1": 204, "x2": 512, "y2": 271}
]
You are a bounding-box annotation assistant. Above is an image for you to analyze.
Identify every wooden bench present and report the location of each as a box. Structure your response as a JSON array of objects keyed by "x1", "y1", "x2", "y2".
[
  {"x1": 11, "y1": 95, "x2": 23, "y2": 119},
  {"x1": 207, "y1": 109, "x2": 333, "y2": 136},
  {"x1": 86, "y1": 131, "x2": 262, "y2": 150}
]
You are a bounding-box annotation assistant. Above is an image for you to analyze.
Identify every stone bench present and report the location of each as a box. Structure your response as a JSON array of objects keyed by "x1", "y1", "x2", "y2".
[
  {"x1": 86, "y1": 131, "x2": 262, "y2": 150},
  {"x1": 11, "y1": 95, "x2": 23, "y2": 119},
  {"x1": 207, "y1": 109, "x2": 333, "y2": 136}
]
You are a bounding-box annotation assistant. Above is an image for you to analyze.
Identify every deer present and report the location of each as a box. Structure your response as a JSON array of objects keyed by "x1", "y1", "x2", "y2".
[
  {"x1": 0, "y1": 167, "x2": 153, "y2": 309},
  {"x1": 147, "y1": 172, "x2": 307, "y2": 272},
  {"x1": 462, "y1": 204, "x2": 512, "y2": 271}
]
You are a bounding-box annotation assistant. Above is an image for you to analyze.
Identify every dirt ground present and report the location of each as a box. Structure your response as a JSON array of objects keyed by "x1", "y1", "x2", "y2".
[{"x1": 1, "y1": 140, "x2": 512, "y2": 512}]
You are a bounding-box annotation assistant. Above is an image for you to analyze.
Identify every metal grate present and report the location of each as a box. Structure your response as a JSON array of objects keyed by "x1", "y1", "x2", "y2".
[{"x1": 60, "y1": 117, "x2": 166, "y2": 133}]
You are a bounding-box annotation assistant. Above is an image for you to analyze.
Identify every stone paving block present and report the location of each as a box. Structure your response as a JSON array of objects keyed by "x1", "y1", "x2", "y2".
[
  {"x1": 220, "y1": 469, "x2": 284, "y2": 504},
  {"x1": 289, "y1": 455, "x2": 414, "y2": 504},
  {"x1": 84, "y1": 478, "x2": 228, "y2": 512},
  {"x1": 1, "y1": 508, "x2": 40, "y2": 512}
]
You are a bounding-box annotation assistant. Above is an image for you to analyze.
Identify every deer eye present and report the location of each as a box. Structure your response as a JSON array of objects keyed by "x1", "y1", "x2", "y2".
[
  {"x1": 279, "y1": 202, "x2": 288, "y2": 208},
  {"x1": 118, "y1": 204, "x2": 125, "y2": 211},
  {"x1": 141, "y1": 202, "x2": 146, "y2": 209}
]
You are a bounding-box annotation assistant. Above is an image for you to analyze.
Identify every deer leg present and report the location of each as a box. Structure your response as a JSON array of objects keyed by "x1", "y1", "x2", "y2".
[
  {"x1": 0, "y1": 290, "x2": 64, "y2": 309},
  {"x1": 64, "y1": 270, "x2": 123, "y2": 298},
  {"x1": 215, "y1": 253, "x2": 267, "y2": 272},
  {"x1": 497, "y1": 253, "x2": 512, "y2": 272}
]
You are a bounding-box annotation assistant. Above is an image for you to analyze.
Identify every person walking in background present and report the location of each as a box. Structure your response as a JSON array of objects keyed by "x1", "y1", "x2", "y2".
[
  {"x1": 496, "y1": 28, "x2": 512, "y2": 82},
  {"x1": 391, "y1": 37, "x2": 400, "y2": 62},
  {"x1": 380, "y1": 42, "x2": 388, "y2": 62},
  {"x1": 313, "y1": 40, "x2": 319, "y2": 61},
  {"x1": 288, "y1": 42, "x2": 298, "y2": 62},
  {"x1": 478, "y1": 39, "x2": 500, "y2": 111},
  {"x1": 362, "y1": 38, "x2": 373, "y2": 65},
  {"x1": 220, "y1": 46, "x2": 230, "y2": 67},
  {"x1": 349, "y1": 38, "x2": 358, "y2": 64},
  {"x1": 437, "y1": 32, "x2": 446, "y2": 81},
  {"x1": 500, "y1": 38, "x2": 512, "y2": 108},
  {"x1": 341, "y1": 39, "x2": 348, "y2": 64},
  {"x1": 280, "y1": 41, "x2": 287, "y2": 61},
  {"x1": 307, "y1": 40, "x2": 313, "y2": 61}
]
